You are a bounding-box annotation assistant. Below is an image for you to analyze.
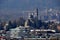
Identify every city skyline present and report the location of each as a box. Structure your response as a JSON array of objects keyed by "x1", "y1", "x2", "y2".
[{"x1": 0, "y1": 0, "x2": 60, "y2": 21}]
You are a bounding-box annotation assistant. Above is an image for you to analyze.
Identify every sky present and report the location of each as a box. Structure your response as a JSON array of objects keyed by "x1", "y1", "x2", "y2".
[
  {"x1": 0, "y1": 0, "x2": 60, "y2": 10},
  {"x1": 0, "y1": 0, "x2": 60, "y2": 20}
]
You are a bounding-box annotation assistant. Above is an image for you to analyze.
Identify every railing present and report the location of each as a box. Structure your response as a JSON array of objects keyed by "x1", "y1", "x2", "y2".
[{"x1": 24, "y1": 38, "x2": 59, "y2": 40}]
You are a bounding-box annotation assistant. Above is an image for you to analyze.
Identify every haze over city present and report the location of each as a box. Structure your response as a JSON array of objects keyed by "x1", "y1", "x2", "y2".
[{"x1": 0, "y1": 0, "x2": 60, "y2": 21}]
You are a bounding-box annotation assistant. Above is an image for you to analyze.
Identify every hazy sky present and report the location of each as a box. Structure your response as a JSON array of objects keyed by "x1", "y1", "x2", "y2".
[
  {"x1": 0, "y1": 0, "x2": 60, "y2": 10},
  {"x1": 0, "y1": 0, "x2": 60, "y2": 15}
]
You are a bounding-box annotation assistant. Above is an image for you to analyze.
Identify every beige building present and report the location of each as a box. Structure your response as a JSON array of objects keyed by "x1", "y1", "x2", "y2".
[{"x1": 57, "y1": 24, "x2": 60, "y2": 31}]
